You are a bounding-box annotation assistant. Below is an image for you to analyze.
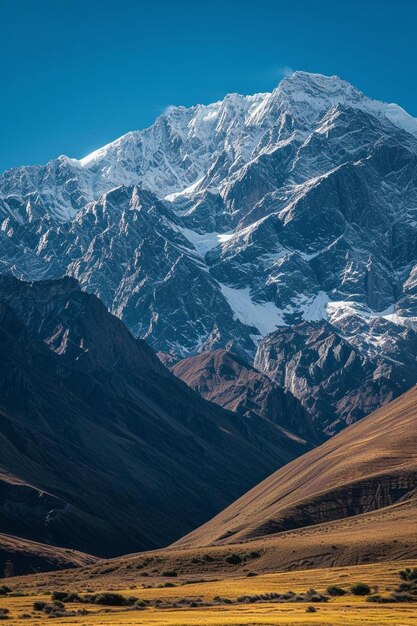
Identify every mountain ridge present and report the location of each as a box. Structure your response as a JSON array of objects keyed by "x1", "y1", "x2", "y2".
[{"x1": 171, "y1": 348, "x2": 320, "y2": 443}]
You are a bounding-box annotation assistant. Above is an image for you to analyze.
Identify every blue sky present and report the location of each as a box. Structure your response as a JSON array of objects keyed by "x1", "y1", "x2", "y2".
[{"x1": 1, "y1": 0, "x2": 416, "y2": 171}]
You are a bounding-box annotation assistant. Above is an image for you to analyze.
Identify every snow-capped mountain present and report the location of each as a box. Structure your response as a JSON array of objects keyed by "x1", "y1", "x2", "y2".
[
  {"x1": 2, "y1": 71, "x2": 417, "y2": 431},
  {"x1": 3, "y1": 72, "x2": 416, "y2": 221}
]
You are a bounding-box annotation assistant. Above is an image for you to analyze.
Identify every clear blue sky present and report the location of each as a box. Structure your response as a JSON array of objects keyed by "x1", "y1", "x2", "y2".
[{"x1": 1, "y1": 0, "x2": 416, "y2": 172}]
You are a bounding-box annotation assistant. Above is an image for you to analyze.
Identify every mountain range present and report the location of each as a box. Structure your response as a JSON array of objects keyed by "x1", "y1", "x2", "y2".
[{"x1": 2, "y1": 72, "x2": 417, "y2": 434}]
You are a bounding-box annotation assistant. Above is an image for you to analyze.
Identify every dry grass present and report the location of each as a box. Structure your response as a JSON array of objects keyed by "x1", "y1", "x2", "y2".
[
  {"x1": 1, "y1": 560, "x2": 417, "y2": 624},
  {"x1": 4, "y1": 604, "x2": 416, "y2": 625}
]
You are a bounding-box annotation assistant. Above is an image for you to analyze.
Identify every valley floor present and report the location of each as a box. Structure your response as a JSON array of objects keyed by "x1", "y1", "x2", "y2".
[{"x1": 2, "y1": 560, "x2": 417, "y2": 625}]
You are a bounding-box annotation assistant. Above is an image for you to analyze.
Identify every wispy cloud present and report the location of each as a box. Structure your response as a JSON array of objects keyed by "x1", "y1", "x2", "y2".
[
  {"x1": 279, "y1": 66, "x2": 295, "y2": 78},
  {"x1": 263, "y1": 65, "x2": 296, "y2": 86},
  {"x1": 162, "y1": 105, "x2": 176, "y2": 115}
]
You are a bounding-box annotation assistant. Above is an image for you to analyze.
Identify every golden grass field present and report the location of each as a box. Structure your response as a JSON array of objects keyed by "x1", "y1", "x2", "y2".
[{"x1": 1, "y1": 560, "x2": 417, "y2": 625}]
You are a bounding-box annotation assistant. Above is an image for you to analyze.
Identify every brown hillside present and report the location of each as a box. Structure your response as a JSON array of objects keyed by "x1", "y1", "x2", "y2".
[
  {"x1": 0, "y1": 533, "x2": 97, "y2": 577},
  {"x1": 172, "y1": 349, "x2": 319, "y2": 443},
  {"x1": 176, "y1": 386, "x2": 417, "y2": 548}
]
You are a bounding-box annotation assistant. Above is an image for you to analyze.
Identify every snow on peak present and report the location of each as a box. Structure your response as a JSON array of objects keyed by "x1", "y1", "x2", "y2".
[
  {"x1": 2, "y1": 71, "x2": 417, "y2": 227},
  {"x1": 76, "y1": 72, "x2": 417, "y2": 198},
  {"x1": 274, "y1": 71, "x2": 417, "y2": 136},
  {"x1": 279, "y1": 71, "x2": 359, "y2": 97}
]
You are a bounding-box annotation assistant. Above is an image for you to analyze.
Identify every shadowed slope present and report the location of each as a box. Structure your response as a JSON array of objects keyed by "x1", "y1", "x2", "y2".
[
  {"x1": 3, "y1": 365, "x2": 416, "y2": 583},
  {"x1": 0, "y1": 276, "x2": 311, "y2": 557},
  {"x1": 0, "y1": 533, "x2": 97, "y2": 577}
]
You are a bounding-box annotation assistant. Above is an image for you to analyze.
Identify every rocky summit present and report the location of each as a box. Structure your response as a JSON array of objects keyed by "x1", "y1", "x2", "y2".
[{"x1": 2, "y1": 72, "x2": 417, "y2": 431}]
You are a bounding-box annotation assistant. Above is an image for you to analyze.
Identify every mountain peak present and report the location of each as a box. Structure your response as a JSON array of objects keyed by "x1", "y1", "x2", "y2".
[
  {"x1": 281, "y1": 70, "x2": 352, "y2": 89},
  {"x1": 274, "y1": 71, "x2": 366, "y2": 112},
  {"x1": 65, "y1": 72, "x2": 417, "y2": 206}
]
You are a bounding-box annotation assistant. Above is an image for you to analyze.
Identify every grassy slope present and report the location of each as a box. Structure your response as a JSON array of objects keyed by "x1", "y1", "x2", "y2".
[
  {"x1": 1, "y1": 500, "x2": 414, "y2": 594},
  {"x1": 176, "y1": 386, "x2": 417, "y2": 548}
]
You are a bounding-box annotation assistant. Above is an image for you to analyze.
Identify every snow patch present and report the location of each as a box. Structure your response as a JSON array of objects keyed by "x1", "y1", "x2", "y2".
[
  {"x1": 300, "y1": 291, "x2": 330, "y2": 321},
  {"x1": 327, "y1": 300, "x2": 417, "y2": 329},
  {"x1": 217, "y1": 233, "x2": 234, "y2": 244},
  {"x1": 177, "y1": 227, "x2": 233, "y2": 257},
  {"x1": 165, "y1": 177, "x2": 205, "y2": 201},
  {"x1": 220, "y1": 284, "x2": 286, "y2": 335}
]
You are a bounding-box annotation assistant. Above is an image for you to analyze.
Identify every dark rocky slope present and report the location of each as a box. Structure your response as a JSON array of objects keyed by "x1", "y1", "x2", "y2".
[
  {"x1": 254, "y1": 321, "x2": 407, "y2": 434},
  {"x1": 0, "y1": 276, "x2": 311, "y2": 557}
]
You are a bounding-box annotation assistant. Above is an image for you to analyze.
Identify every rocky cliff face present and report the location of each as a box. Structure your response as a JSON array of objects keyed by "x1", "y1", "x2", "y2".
[
  {"x1": 253, "y1": 321, "x2": 412, "y2": 434},
  {"x1": 1, "y1": 72, "x2": 417, "y2": 431}
]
